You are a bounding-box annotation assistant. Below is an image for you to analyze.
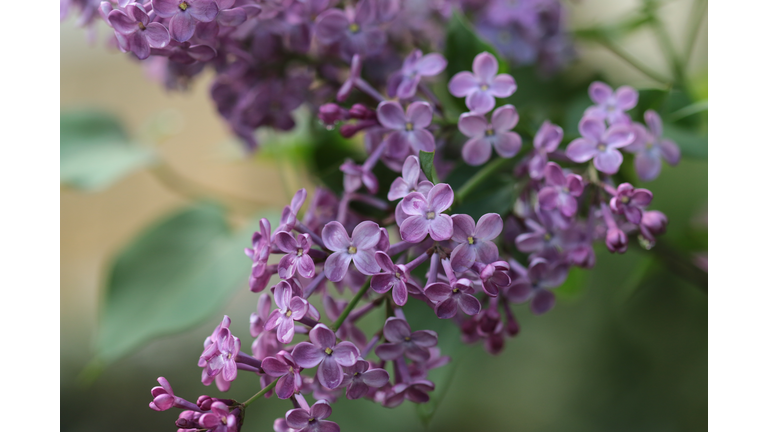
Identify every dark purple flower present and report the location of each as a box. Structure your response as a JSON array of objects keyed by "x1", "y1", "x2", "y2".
[
  {"x1": 425, "y1": 259, "x2": 481, "y2": 318},
  {"x1": 314, "y1": 0, "x2": 385, "y2": 58},
  {"x1": 371, "y1": 251, "x2": 413, "y2": 306},
  {"x1": 585, "y1": 81, "x2": 638, "y2": 125},
  {"x1": 600, "y1": 203, "x2": 628, "y2": 253},
  {"x1": 450, "y1": 213, "x2": 503, "y2": 273},
  {"x1": 292, "y1": 324, "x2": 360, "y2": 389},
  {"x1": 408, "y1": 347, "x2": 451, "y2": 381},
  {"x1": 566, "y1": 116, "x2": 635, "y2": 174},
  {"x1": 264, "y1": 281, "x2": 309, "y2": 344},
  {"x1": 609, "y1": 183, "x2": 653, "y2": 224},
  {"x1": 476, "y1": 260, "x2": 512, "y2": 296},
  {"x1": 275, "y1": 232, "x2": 315, "y2": 280},
  {"x1": 387, "y1": 49, "x2": 447, "y2": 99},
  {"x1": 108, "y1": 4, "x2": 170, "y2": 60},
  {"x1": 322, "y1": 221, "x2": 382, "y2": 282},
  {"x1": 384, "y1": 380, "x2": 435, "y2": 407},
  {"x1": 149, "y1": 377, "x2": 178, "y2": 411},
  {"x1": 507, "y1": 258, "x2": 568, "y2": 314},
  {"x1": 262, "y1": 351, "x2": 303, "y2": 399},
  {"x1": 340, "y1": 158, "x2": 377, "y2": 194},
  {"x1": 377, "y1": 101, "x2": 435, "y2": 159},
  {"x1": 199, "y1": 401, "x2": 237, "y2": 432},
  {"x1": 340, "y1": 360, "x2": 389, "y2": 399},
  {"x1": 375, "y1": 317, "x2": 438, "y2": 362},
  {"x1": 624, "y1": 110, "x2": 681, "y2": 181},
  {"x1": 285, "y1": 400, "x2": 340, "y2": 432},
  {"x1": 538, "y1": 162, "x2": 584, "y2": 218},
  {"x1": 152, "y1": 0, "x2": 219, "y2": 42},
  {"x1": 448, "y1": 52, "x2": 517, "y2": 114},
  {"x1": 400, "y1": 183, "x2": 454, "y2": 242},
  {"x1": 528, "y1": 120, "x2": 564, "y2": 179},
  {"x1": 387, "y1": 154, "x2": 433, "y2": 201},
  {"x1": 458, "y1": 105, "x2": 522, "y2": 165}
]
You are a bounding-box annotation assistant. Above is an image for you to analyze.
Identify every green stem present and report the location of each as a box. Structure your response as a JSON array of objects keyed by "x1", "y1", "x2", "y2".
[
  {"x1": 594, "y1": 37, "x2": 671, "y2": 85},
  {"x1": 682, "y1": 0, "x2": 707, "y2": 68},
  {"x1": 455, "y1": 157, "x2": 511, "y2": 204},
  {"x1": 651, "y1": 17, "x2": 686, "y2": 89},
  {"x1": 242, "y1": 380, "x2": 278, "y2": 408},
  {"x1": 332, "y1": 279, "x2": 371, "y2": 332}
]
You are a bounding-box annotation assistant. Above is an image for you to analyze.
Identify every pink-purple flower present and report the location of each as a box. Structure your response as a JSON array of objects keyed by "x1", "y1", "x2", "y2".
[
  {"x1": 322, "y1": 221, "x2": 382, "y2": 282},
  {"x1": 264, "y1": 281, "x2": 309, "y2": 344},
  {"x1": 585, "y1": 81, "x2": 638, "y2": 125},
  {"x1": 507, "y1": 258, "x2": 568, "y2": 314},
  {"x1": 448, "y1": 52, "x2": 517, "y2": 114},
  {"x1": 371, "y1": 252, "x2": 413, "y2": 306},
  {"x1": 566, "y1": 116, "x2": 635, "y2": 174},
  {"x1": 261, "y1": 350, "x2": 303, "y2": 399},
  {"x1": 387, "y1": 49, "x2": 447, "y2": 99},
  {"x1": 400, "y1": 183, "x2": 454, "y2": 243},
  {"x1": 538, "y1": 162, "x2": 584, "y2": 218},
  {"x1": 152, "y1": 0, "x2": 219, "y2": 42},
  {"x1": 625, "y1": 110, "x2": 681, "y2": 181},
  {"x1": 340, "y1": 360, "x2": 390, "y2": 400},
  {"x1": 376, "y1": 101, "x2": 436, "y2": 159},
  {"x1": 458, "y1": 104, "x2": 522, "y2": 165},
  {"x1": 108, "y1": 3, "x2": 170, "y2": 60},
  {"x1": 450, "y1": 213, "x2": 503, "y2": 272},
  {"x1": 609, "y1": 183, "x2": 653, "y2": 224},
  {"x1": 285, "y1": 400, "x2": 340, "y2": 432},
  {"x1": 528, "y1": 120, "x2": 564, "y2": 179},
  {"x1": 274, "y1": 232, "x2": 316, "y2": 280},
  {"x1": 375, "y1": 317, "x2": 438, "y2": 362},
  {"x1": 292, "y1": 324, "x2": 360, "y2": 389}
]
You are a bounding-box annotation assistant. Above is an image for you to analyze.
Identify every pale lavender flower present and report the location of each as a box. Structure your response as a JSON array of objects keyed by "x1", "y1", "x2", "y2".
[
  {"x1": 339, "y1": 360, "x2": 390, "y2": 399},
  {"x1": 400, "y1": 183, "x2": 454, "y2": 242},
  {"x1": 566, "y1": 116, "x2": 634, "y2": 174},
  {"x1": 108, "y1": 3, "x2": 170, "y2": 60},
  {"x1": 528, "y1": 120, "x2": 563, "y2": 179},
  {"x1": 314, "y1": 0, "x2": 385, "y2": 58},
  {"x1": 322, "y1": 221, "x2": 382, "y2": 282},
  {"x1": 458, "y1": 105, "x2": 522, "y2": 165},
  {"x1": 507, "y1": 258, "x2": 568, "y2": 314},
  {"x1": 375, "y1": 317, "x2": 438, "y2": 362},
  {"x1": 448, "y1": 52, "x2": 517, "y2": 114},
  {"x1": 585, "y1": 81, "x2": 638, "y2": 125},
  {"x1": 275, "y1": 232, "x2": 315, "y2": 280},
  {"x1": 450, "y1": 213, "x2": 503, "y2": 272},
  {"x1": 538, "y1": 162, "x2": 584, "y2": 218},
  {"x1": 152, "y1": 0, "x2": 219, "y2": 42},
  {"x1": 387, "y1": 155, "x2": 433, "y2": 201},
  {"x1": 340, "y1": 159, "x2": 377, "y2": 194},
  {"x1": 387, "y1": 49, "x2": 447, "y2": 99},
  {"x1": 285, "y1": 400, "x2": 340, "y2": 432},
  {"x1": 609, "y1": 183, "x2": 653, "y2": 224},
  {"x1": 264, "y1": 281, "x2": 309, "y2": 344},
  {"x1": 624, "y1": 110, "x2": 681, "y2": 181},
  {"x1": 377, "y1": 101, "x2": 436, "y2": 159},
  {"x1": 292, "y1": 324, "x2": 360, "y2": 389},
  {"x1": 262, "y1": 351, "x2": 303, "y2": 399},
  {"x1": 371, "y1": 251, "x2": 413, "y2": 306}
]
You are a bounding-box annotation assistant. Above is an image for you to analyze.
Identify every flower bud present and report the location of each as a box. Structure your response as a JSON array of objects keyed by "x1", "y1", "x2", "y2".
[
  {"x1": 318, "y1": 103, "x2": 349, "y2": 126},
  {"x1": 605, "y1": 227, "x2": 628, "y2": 253},
  {"x1": 349, "y1": 103, "x2": 376, "y2": 120}
]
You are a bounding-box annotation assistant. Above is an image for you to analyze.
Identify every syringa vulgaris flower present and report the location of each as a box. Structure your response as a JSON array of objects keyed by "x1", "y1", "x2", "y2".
[
  {"x1": 199, "y1": 402, "x2": 239, "y2": 432},
  {"x1": 458, "y1": 104, "x2": 522, "y2": 165},
  {"x1": 450, "y1": 213, "x2": 503, "y2": 273},
  {"x1": 292, "y1": 324, "x2": 360, "y2": 389},
  {"x1": 245, "y1": 218, "x2": 272, "y2": 292},
  {"x1": 609, "y1": 183, "x2": 653, "y2": 224},
  {"x1": 624, "y1": 110, "x2": 681, "y2": 181},
  {"x1": 538, "y1": 162, "x2": 584, "y2": 218},
  {"x1": 377, "y1": 101, "x2": 436, "y2": 159},
  {"x1": 279, "y1": 188, "x2": 308, "y2": 232},
  {"x1": 507, "y1": 258, "x2": 568, "y2": 314},
  {"x1": 322, "y1": 221, "x2": 382, "y2": 282},
  {"x1": 399, "y1": 183, "x2": 454, "y2": 243},
  {"x1": 152, "y1": 0, "x2": 219, "y2": 42},
  {"x1": 264, "y1": 281, "x2": 309, "y2": 344},
  {"x1": 262, "y1": 351, "x2": 303, "y2": 399},
  {"x1": 274, "y1": 232, "x2": 316, "y2": 280},
  {"x1": 371, "y1": 251, "x2": 414, "y2": 306},
  {"x1": 285, "y1": 399, "x2": 340, "y2": 432},
  {"x1": 340, "y1": 360, "x2": 389, "y2": 400},
  {"x1": 566, "y1": 116, "x2": 634, "y2": 174},
  {"x1": 388, "y1": 155, "x2": 433, "y2": 201},
  {"x1": 375, "y1": 317, "x2": 438, "y2": 362},
  {"x1": 448, "y1": 52, "x2": 517, "y2": 114},
  {"x1": 387, "y1": 49, "x2": 447, "y2": 99},
  {"x1": 108, "y1": 3, "x2": 170, "y2": 60},
  {"x1": 314, "y1": 0, "x2": 385, "y2": 59},
  {"x1": 528, "y1": 120, "x2": 564, "y2": 179},
  {"x1": 585, "y1": 81, "x2": 638, "y2": 125}
]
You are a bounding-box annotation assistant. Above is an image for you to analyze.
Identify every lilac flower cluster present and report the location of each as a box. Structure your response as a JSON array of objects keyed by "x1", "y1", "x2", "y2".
[
  {"x1": 64, "y1": 0, "x2": 572, "y2": 151},
  {"x1": 146, "y1": 53, "x2": 679, "y2": 432}
]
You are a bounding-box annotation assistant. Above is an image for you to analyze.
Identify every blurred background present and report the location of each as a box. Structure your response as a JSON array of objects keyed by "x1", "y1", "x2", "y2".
[{"x1": 61, "y1": 0, "x2": 707, "y2": 431}]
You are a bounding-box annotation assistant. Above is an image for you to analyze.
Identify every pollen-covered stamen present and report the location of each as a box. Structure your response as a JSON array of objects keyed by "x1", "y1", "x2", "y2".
[
  {"x1": 404, "y1": 336, "x2": 411, "y2": 341},
  {"x1": 452, "y1": 287, "x2": 459, "y2": 293},
  {"x1": 286, "y1": 310, "x2": 293, "y2": 317},
  {"x1": 297, "y1": 248, "x2": 304, "y2": 256},
  {"x1": 480, "y1": 84, "x2": 489, "y2": 91},
  {"x1": 597, "y1": 144, "x2": 607, "y2": 151},
  {"x1": 621, "y1": 196, "x2": 630, "y2": 204},
  {"x1": 426, "y1": 211, "x2": 436, "y2": 220},
  {"x1": 484, "y1": 128, "x2": 494, "y2": 137},
  {"x1": 405, "y1": 122, "x2": 414, "y2": 131},
  {"x1": 467, "y1": 236, "x2": 475, "y2": 245},
  {"x1": 349, "y1": 23, "x2": 360, "y2": 33},
  {"x1": 324, "y1": 347, "x2": 333, "y2": 355},
  {"x1": 138, "y1": 22, "x2": 146, "y2": 31},
  {"x1": 394, "y1": 271, "x2": 402, "y2": 279},
  {"x1": 348, "y1": 245, "x2": 357, "y2": 254},
  {"x1": 179, "y1": 1, "x2": 189, "y2": 11}
]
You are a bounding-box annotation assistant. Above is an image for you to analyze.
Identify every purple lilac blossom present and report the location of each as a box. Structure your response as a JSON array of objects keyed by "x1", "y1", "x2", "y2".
[
  {"x1": 624, "y1": 110, "x2": 681, "y2": 181},
  {"x1": 609, "y1": 183, "x2": 653, "y2": 224},
  {"x1": 152, "y1": 0, "x2": 219, "y2": 42},
  {"x1": 507, "y1": 258, "x2": 568, "y2": 314},
  {"x1": 322, "y1": 221, "x2": 382, "y2": 282},
  {"x1": 336, "y1": 54, "x2": 362, "y2": 102},
  {"x1": 264, "y1": 281, "x2": 309, "y2": 344},
  {"x1": 538, "y1": 162, "x2": 584, "y2": 218},
  {"x1": 371, "y1": 251, "x2": 413, "y2": 306},
  {"x1": 399, "y1": 183, "x2": 454, "y2": 243},
  {"x1": 528, "y1": 120, "x2": 564, "y2": 179},
  {"x1": 285, "y1": 400, "x2": 340, "y2": 432},
  {"x1": 601, "y1": 203, "x2": 628, "y2": 253},
  {"x1": 450, "y1": 213, "x2": 503, "y2": 272},
  {"x1": 261, "y1": 351, "x2": 303, "y2": 399},
  {"x1": 249, "y1": 292, "x2": 271, "y2": 337},
  {"x1": 339, "y1": 360, "x2": 390, "y2": 400},
  {"x1": 292, "y1": 324, "x2": 360, "y2": 389},
  {"x1": 566, "y1": 116, "x2": 635, "y2": 174},
  {"x1": 585, "y1": 81, "x2": 638, "y2": 125},
  {"x1": 457, "y1": 104, "x2": 522, "y2": 165},
  {"x1": 279, "y1": 189, "x2": 308, "y2": 232},
  {"x1": 448, "y1": 52, "x2": 517, "y2": 114},
  {"x1": 375, "y1": 317, "x2": 438, "y2": 362},
  {"x1": 108, "y1": 4, "x2": 170, "y2": 60},
  {"x1": 314, "y1": 0, "x2": 385, "y2": 59},
  {"x1": 387, "y1": 49, "x2": 447, "y2": 99},
  {"x1": 199, "y1": 401, "x2": 237, "y2": 432},
  {"x1": 274, "y1": 232, "x2": 315, "y2": 280},
  {"x1": 376, "y1": 101, "x2": 436, "y2": 158},
  {"x1": 387, "y1": 155, "x2": 433, "y2": 201}
]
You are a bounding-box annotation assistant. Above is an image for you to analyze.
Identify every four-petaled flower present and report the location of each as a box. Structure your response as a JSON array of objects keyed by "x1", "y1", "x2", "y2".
[
  {"x1": 566, "y1": 116, "x2": 634, "y2": 174},
  {"x1": 371, "y1": 252, "x2": 414, "y2": 306},
  {"x1": 625, "y1": 110, "x2": 681, "y2": 181},
  {"x1": 262, "y1": 350, "x2": 303, "y2": 399},
  {"x1": 448, "y1": 52, "x2": 517, "y2": 114},
  {"x1": 285, "y1": 400, "x2": 340, "y2": 432},
  {"x1": 400, "y1": 183, "x2": 454, "y2": 243},
  {"x1": 375, "y1": 317, "x2": 438, "y2": 362},
  {"x1": 314, "y1": 0, "x2": 384, "y2": 58},
  {"x1": 149, "y1": 377, "x2": 175, "y2": 411},
  {"x1": 264, "y1": 281, "x2": 309, "y2": 344},
  {"x1": 199, "y1": 401, "x2": 237, "y2": 432},
  {"x1": 528, "y1": 120, "x2": 564, "y2": 179},
  {"x1": 609, "y1": 183, "x2": 653, "y2": 224},
  {"x1": 340, "y1": 360, "x2": 390, "y2": 400},
  {"x1": 322, "y1": 221, "x2": 382, "y2": 282},
  {"x1": 292, "y1": 324, "x2": 360, "y2": 389},
  {"x1": 387, "y1": 49, "x2": 447, "y2": 99},
  {"x1": 425, "y1": 277, "x2": 481, "y2": 319},
  {"x1": 458, "y1": 105, "x2": 522, "y2": 165},
  {"x1": 152, "y1": 0, "x2": 219, "y2": 42},
  {"x1": 508, "y1": 258, "x2": 569, "y2": 314},
  {"x1": 377, "y1": 101, "x2": 436, "y2": 159},
  {"x1": 387, "y1": 155, "x2": 433, "y2": 201},
  {"x1": 585, "y1": 81, "x2": 638, "y2": 125},
  {"x1": 538, "y1": 162, "x2": 584, "y2": 218},
  {"x1": 108, "y1": 3, "x2": 170, "y2": 60},
  {"x1": 450, "y1": 213, "x2": 503, "y2": 273},
  {"x1": 274, "y1": 232, "x2": 315, "y2": 280}
]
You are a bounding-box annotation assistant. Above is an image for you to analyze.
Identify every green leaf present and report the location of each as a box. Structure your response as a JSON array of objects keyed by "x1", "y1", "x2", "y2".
[
  {"x1": 419, "y1": 151, "x2": 440, "y2": 184},
  {"x1": 444, "y1": 10, "x2": 509, "y2": 79},
  {"x1": 96, "y1": 203, "x2": 277, "y2": 364},
  {"x1": 61, "y1": 110, "x2": 156, "y2": 191},
  {"x1": 663, "y1": 124, "x2": 707, "y2": 159}
]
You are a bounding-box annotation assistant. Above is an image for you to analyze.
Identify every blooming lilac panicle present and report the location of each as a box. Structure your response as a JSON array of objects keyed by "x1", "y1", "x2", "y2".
[
  {"x1": 458, "y1": 105, "x2": 522, "y2": 165},
  {"x1": 387, "y1": 49, "x2": 448, "y2": 99},
  {"x1": 400, "y1": 184, "x2": 454, "y2": 242},
  {"x1": 566, "y1": 116, "x2": 634, "y2": 174},
  {"x1": 585, "y1": 81, "x2": 638, "y2": 125},
  {"x1": 450, "y1": 213, "x2": 503, "y2": 272},
  {"x1": 292, "y1": 324, "x2": 360, "y2": 389},
  {"x1": 448, "y1": 52, "x2": 517, "y2": 114},
  {"x1": 529, "y1": 120, "x2": 564, "y2": 179},
  {"x1": 322, "y1": 221, "x2": 382, "y2": 282},
  {"x1": 152, "y1": 0, "x2": 219, "y2": 42},
  {"x1": 377, "y1": 101, "x2": 436, "y2": 159}
]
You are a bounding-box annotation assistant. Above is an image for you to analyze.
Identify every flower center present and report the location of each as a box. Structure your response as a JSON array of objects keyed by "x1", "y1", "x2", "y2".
[
  {"x1": 348, "y1": 245, "x2": 357, "y2": 254},
  {"x1": 296, "y1": 248, "x2": 304, "y2": 256},
  {"x1": 286, "y1": 310, "x2": 293, "y2": 317},
  {"x1": 426, "y1": 211, "x2": 436, "y2": 220},
  {"x1": 179, "y1": 1, "x2": 189, "y2": 11},
  {"x1": 324, "y1": 347, "x2": 333, "y2": 355},
  {"x1": 308, "y1": 417, "x2": 316, "y2": 423},
  {"x1": 621, "y1": 196, "x2": 629, "y2": 204},
  {"x1": 221, "y1": 417, "x2": 228, "y2": 425},
  {"x1": 480, "y1": 84, "x2": 489, "y2": 91},
  {"x1": 404, "y1": 336, "x2": 411, "y2": 341},
  {"x1": 467, "y1": 236, "x2": 475, "y2": 245},
  {"x1": 544, "y1": 233, "x2": 552, "y2": 241},
  {"x1": 354, "y1": 372, "x2": 360, "y2": 376},
  {"x1": 349, "y1": 23, "x2": 360, "y2": 33},
  {"x1": 597, "y1": 144, "x2": 607, "y2": 151},
  {"x1": 405, "y1": 122, "x2": 414, "y2": 131},
  {"x1": 484, "y1": 128, "x2": 494, "y2": 137},
  {"x1": 138, "y1": 22, "x2": 146, "y2": 31},
  {"x1": 395, "y1": 271, "x2": 401, "y2": 279},
  {"x1": 452, "y1": 287, "x2": 459, "y2": 293}
]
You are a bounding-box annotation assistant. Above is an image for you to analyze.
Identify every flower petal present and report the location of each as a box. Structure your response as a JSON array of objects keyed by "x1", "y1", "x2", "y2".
[
  {"x1": 318, "y1": 357, "x2": 343, "y2": 389},
  {"x1": 566, "y1": 138, "x2": 598, "y2": 163},
  {"x1": 493, "y1": 131, "x2": 522, "y2": 158},
  {"x1": 593, "y1": 149, "x2": 623, "y2": 174},
  {"x1": 310, "y1": 324, "x2": 338, "y2": 350},
  {"x1": 351, "y1": 221, "x2": 382, "y2": 250},
  {"x1": 475, "y1": 213, "x2": 503, "y2": 240},
  {"x1": 588, "y1": 81, "x2": 612, "y2": 104},
  {"x1": 376, "y1": 101, "x2": 406, "y2": 129},
  {"x1": 352, "y1": 249, "x2": 380, "y2": 275},
  {"x1": 466, "y1": 90, "x2": 495, "y2": 115},
  {"x1": 448, "y1": 71, "x2": 479, "y2": 97},
  {"x1": 472, "y1": 52, "x2": 499, "y2": 83},
  {"x1": 405, "y1": 101, "x2": 433, "y2": 129},
  {"x1": 169, "y1": 11, "x2": 196, "y2": 42},
  {"x1": 458, "y1": 113, "x2": 488, "y2": 137},
  {"x1": 489, "y1": 74, "x2": 516, "y2": 98},
  {"x1": 531, "y1": 290, "x2": 556, "y2": 314},
  {"x1": 322, "y1": 221, "x2": 351, "y2": 252},
  {"x1": 400, "y1": 215, "x2": 429, "y2": 243},
  {"x1": 428, "y1": 214, "x2": 453, "y2": 241},
  {"x1": 383, "y1": 317, "x2": 411, "y2": 342},
  {"x1": 375, "y1": 342, "x2": 406, "y2": 360},
  {"x1": 615, "y1": 86, "x2": 638, "y2": 110},
  {"x1": 462, "y1": 136, "x2": 492, "y2": 166},
  {"x1": 491, "y1": 105, "x2": 518, "y2": 131},
  {"x1": 427, "y1": 183, "x2": 454, "y2": 213}
]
